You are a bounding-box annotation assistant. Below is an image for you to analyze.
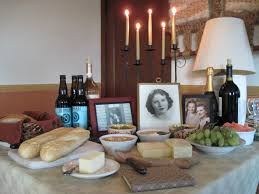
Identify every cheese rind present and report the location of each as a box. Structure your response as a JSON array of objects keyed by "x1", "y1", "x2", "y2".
[
  {"x1": 137, "y1": 142, "x2": 171, "y2": 158},
  {"x1": 165, "y1": 138, "x2": 192, "y2": 159},
  {"x1": 79, "y1": 151, "x2": 105, "y2": 173}
]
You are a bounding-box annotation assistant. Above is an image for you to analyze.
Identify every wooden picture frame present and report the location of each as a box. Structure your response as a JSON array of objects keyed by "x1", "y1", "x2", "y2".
[
  {"x1": 182, "y1": 94, "x2": 212, "y2": 129},
  {"x1": 138, "y1": 83, "x2": 182, "y2": 129},
  {"x1": 88, "y1": 97, "x2": 137, "y2": 137}
]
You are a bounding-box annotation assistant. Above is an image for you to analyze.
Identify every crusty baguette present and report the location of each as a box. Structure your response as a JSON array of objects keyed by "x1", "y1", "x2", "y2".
[
  {"x1": 18, "y1": 127, "x2": 72, "y2": 159},
  {"x1": 40, "y1": 128, "x2": 90, "y2": 162}
]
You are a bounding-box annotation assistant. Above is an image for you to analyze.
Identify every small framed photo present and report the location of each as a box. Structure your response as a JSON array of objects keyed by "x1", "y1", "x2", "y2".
[
  {"x1": 88, "y1": 97, "x2": 137, "y2": 137},
  {"x1": 247, "y1": 96, "x2": 259, "y2": 119},
  {"x1": 182, "y1": 94, "x2": 212, "y2": 129},
  {"x1": 138, "y1": 83, "x2": 182, "y2": 129}
]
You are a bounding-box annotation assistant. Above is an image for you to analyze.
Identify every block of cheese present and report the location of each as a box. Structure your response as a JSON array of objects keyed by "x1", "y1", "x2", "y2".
[
  {"x1": 79, "y1": 151, "x2": 105, "y2": 173},
  {"x1": 137, "y1": 142, "x2": 171, "y2": 158},
  {"x1": 165, "y1": 138, "x2": 192, "y2": 159}
]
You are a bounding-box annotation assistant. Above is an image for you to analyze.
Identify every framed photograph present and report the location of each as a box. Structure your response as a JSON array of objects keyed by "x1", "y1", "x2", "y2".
[
  {"x1": 138, "y1": 83, "x2": 182, "y2": 129},
  {"x1": 88, "y1": 97, "x2": 136, "y2": 137},
  {"x1": 247, "y1": 96, "x2": 259, "y2": 119},
  {"x1": 182, "y1": 94, "x2": 212, "y2": 129}
]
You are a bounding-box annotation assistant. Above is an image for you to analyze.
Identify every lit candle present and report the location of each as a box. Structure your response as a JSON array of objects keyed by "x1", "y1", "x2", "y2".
[
  {"x1": 125, "y1": 9, "x2": 130, "y2": 47},
  {"x1": 148, "y1": 9, "x2": 152, "y2": 46},
  {"x1": 161, "y1": 22, "x2": 166, "y2": 60},
  {"x1": 171, "y1": 7, "x2": 177, "y2": 45},
  {"x1": 136, "y1": 23, "x2": 141, "y2": 61}
]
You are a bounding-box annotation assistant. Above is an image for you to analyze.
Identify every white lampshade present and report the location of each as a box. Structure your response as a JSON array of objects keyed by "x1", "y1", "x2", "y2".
[{"x1": 193, "y1": 17, "x2": 255, "y2": 74}]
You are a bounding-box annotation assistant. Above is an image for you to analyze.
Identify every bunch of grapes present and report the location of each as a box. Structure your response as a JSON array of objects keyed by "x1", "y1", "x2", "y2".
[{"x1": 186, "y1": 126, "x2": 241, "y2": 147}]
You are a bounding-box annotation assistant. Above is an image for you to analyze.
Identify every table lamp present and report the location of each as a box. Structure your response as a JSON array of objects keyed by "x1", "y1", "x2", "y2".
[{"x1": 193, "y1": 17, "x2": 256, "y2": 125}]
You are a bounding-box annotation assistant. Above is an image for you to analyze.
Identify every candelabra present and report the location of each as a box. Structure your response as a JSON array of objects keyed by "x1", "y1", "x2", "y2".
[
  {"x1": 121, "y1": 43, "x2": 185, "y2": 85},
  {"x1": 160, "y1": 43, "x2": 184, "y2": 83}
]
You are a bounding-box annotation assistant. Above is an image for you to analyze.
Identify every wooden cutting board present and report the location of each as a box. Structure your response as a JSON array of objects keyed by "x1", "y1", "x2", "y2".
[
  {"x1": 122, "y1": 165, "x2": 195, "y2": 192},
  {"x1": 8, "y1": 141, "x2": 103, "y2": 169}
]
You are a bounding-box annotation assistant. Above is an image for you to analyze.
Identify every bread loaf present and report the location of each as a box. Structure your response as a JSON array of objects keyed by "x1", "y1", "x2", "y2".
[
  {"x1": 18, "y1": 127, "x2": 72, "y2": 159},
  {"x1": 40, "y1": 128, "x2": 90, "y2": 162}
]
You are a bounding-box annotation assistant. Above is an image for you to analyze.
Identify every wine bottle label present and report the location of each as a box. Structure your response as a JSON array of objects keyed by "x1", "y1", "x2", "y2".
[
  {"x1": 72, "y1": 106, "x2": 88, "y2": 129},
  {"x1": 55, "y1": 107, "x2": 72, "y2": 127},
  {"x1": 87, "y1": 94, "x2": 100, "y2": 99},
  {"x1": 218, "y1": 97, "x2": 222, "y2": 117}
]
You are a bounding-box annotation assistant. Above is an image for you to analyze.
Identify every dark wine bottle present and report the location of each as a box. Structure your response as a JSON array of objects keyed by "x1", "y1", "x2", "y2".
[
  {"x1": 72, "y1": 75, "x2": 88, "y2": 129},
  {"x1": 55, "y1": 75, "x2": 72, "y2": 127},
  {"x1": 219, "y1": 59, "x2": 240, "y2": 124},
  {"x1": 204, "y1": 67, "x2": 218, "y2": 123}
]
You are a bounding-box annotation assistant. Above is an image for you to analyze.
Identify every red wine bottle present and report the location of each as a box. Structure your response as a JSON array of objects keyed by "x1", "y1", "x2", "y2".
[{"x1": 219, "y1": 59, "x2": 240, "y2": 124}]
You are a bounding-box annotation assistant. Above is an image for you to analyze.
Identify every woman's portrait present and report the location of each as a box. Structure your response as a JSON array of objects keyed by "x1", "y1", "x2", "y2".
[
  {"x1": 197, "y1": 104, "x2": 210, "y2": 128},
  {"x1": 138, "y1": 83, "x2": 181, "y2": 129},
  {"x1": 145, "y1": 89, "x2": 173, "y2": 120},
  {"x1": 185, "y1": 100, "x2": 200, "y2": 126},
  {"x1": 182, "y1": 95, "x2": 212, "y2": 129}
]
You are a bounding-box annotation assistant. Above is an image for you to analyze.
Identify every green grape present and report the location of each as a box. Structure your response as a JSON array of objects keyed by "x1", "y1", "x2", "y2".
[
  {"x1": 216, "y1": 131, "x2": 223, "y2": 139},
  {"x1": 224, "y1": 140, "x2": 229, "y2": 147},
  {"x1": 204, "y1": 129, "x2": 210, "y2": 138},
  {"x1": 211, "y1": 133, "x2": 218, "y2": 144},
  {"x1": 188, "y1": 133, "x2": 196, "y2": 141},
  {"x1": 196, "y1": 132, "x2": 204, "y2": 140},
  {"x1": 205, "y1": 138, "x2": 212, "y2": 146},
  {"x1": 199, "y1": 139, "x2": 205, "y2": 145},
  {"x1": 228, "y1": 137, "x2": 240, "y2": 146},
  {"x1": 218, "y1": 138, "x2": 224, "y2": 147}
]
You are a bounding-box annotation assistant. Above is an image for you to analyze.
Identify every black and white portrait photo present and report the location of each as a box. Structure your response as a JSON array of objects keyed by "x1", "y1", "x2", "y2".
[
  {"x1": 138, "y1": 83, "x2": 181, "y2": 129},
  {"x1": 182, "y1": 95, "x2": 211, "y2": 129}
]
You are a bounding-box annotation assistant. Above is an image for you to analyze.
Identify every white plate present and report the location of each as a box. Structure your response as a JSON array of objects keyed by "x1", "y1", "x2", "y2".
[
  {"x1": 62, "y1": 158, "x2": 120, "y2": 179},
  {"x1": 189, "y1": 140, "x2": 245, "y2": 155}
]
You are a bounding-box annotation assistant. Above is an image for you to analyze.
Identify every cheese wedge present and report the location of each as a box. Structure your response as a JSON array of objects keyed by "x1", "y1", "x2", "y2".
[
  {"x1": 165, "y1": 138, "x2": 192, "y2": 159},
  {"x1": 137, "y1": 142, "x2": 171, "y2": 158},
  {"x1": 79, "y1": 151, "x2": 105, "y2": 173}
]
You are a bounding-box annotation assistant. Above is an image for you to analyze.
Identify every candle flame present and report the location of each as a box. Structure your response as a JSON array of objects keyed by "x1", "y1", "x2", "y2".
[
  {"x1": 125, "y1": 9, "x2": 129, "y2": 16},
  {"x1": 148, "y1": 9, "x2": 152, "y2": 15},
  {"x1": 161, "y1": 22, "x2": 166, "y2": 28},
  {"x1": 171, "y1": 7, "x2": 177, "y2": 15},
  {"x1": 136, "y1": 23, "x2": 141, "y2": 30}
]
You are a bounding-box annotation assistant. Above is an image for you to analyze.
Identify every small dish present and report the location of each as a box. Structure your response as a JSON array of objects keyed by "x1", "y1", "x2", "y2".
[
  {"x1": 99, "y1": 134, "x2": 138, "y2": 156},
  {"x1": 188, "y1": 139, "x2": 245, "y2": 155},
  {"x1": 62, "y1": 158, "x2": 120, "y2": 179},
  {"x1": 169, "y1": 124, "x2": 198, "y2": 139},
  {"x1": 108, "y1": 124, "x2": 136, "y2": 135},
  {"x1": 136, "y1": 129, "x2": 170, "y2": 142},
  {"x1": 236, "y1": 128, "x2": 256, "y2": 145}
]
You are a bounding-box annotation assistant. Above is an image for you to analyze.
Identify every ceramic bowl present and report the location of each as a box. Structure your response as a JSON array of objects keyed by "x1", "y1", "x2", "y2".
[
  {"x1": 108, "y1": 124, "x2": 136, "y2": 135},
  {"x1": 136, "y1": 129, "x2": 171, "y2": 142},
  {"x1": 236, "y1": 128, "x2": 256, "y2": 145},
  {"x1": 188, "y1": 139, "x2": 245, "y2": 155},
  {"x1": 99, "y1": 134, "x2": 138, "y2": 156},
  {"x1": 169, "y1": 124, "x2": 198, "y2": 139}
]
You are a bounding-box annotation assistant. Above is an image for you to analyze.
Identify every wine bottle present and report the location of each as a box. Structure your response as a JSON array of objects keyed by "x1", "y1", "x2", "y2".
[
  {"x1": 204, "y1": 67, "x2": 218, "y2": 123},
  {"x1": 219, "y1": 59, "x2": 240, "y2": 124},
  {"x1": 72, "y1": 75, "x2": 88, "y2": 129},
  {"x1": 55, "y1": 75, "x2": 72, "y2": 127},
  {"x1": 84, "y1": 58, "x2": 100, "y2": 99}
]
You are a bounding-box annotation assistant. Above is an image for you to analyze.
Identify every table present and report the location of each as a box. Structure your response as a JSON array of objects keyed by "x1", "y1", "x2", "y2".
[{"x1": 0, "y1": 143, "x2": 259, "y2": 194}]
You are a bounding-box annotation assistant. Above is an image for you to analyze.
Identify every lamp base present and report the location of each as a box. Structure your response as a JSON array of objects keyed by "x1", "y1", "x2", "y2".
[{"x1": 213, "y1": 75, "x2": 247, "y2": 125}]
